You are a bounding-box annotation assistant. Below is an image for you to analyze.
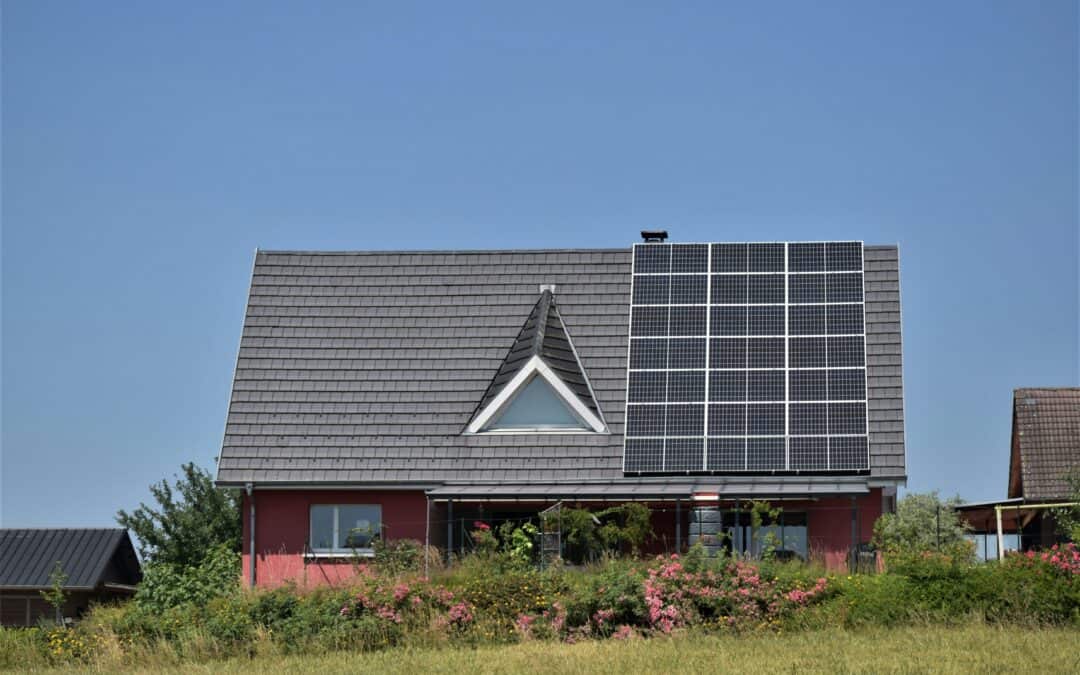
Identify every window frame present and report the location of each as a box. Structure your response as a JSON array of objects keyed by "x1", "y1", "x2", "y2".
[
  {"x1": 308, "y1": 504, "x2": 382, "y2": 557},
  {"x1": 466, "y1": 355, "x2": 607, "y2": 434}
]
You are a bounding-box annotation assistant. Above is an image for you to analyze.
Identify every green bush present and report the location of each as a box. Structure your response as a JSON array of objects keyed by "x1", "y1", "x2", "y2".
[
  {"x1": 3, "y1": 544, "x2": 1078, "y2": 671},
  {"x1": 135, "y1": 544, "x2": 241, "y2": 612},
  {"x1": 374, "y1": 538, "x2": 424, "y2": 576},
  {"x1": 562, "y1": 558, "x2": 646, "y2": 630},
  {"x1": 555, "y1": 504, "x2": 654, "y2": 564}
]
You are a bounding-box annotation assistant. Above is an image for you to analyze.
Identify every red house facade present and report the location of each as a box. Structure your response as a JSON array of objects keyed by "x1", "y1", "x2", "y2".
[{"x1": 217, "y1": 239, "x2": 906, "y2": 587}]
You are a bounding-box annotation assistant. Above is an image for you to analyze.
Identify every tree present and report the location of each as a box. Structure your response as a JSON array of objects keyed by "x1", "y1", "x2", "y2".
[
  {"x1": 872, "y1": 491, "x2": 971, "y2": 555},
  {"x1": 1050, "y1": 468, "x2": 1080, "y2": 543},
  {"x1": 39, "y1": 561, "x2": 68, "y2": 626},
  {"x1": 117, "y1": 462, "x2": 240, "y2": 568}
]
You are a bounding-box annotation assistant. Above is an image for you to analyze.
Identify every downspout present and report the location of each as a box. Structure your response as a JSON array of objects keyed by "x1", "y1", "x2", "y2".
[{"x1": 246, "y1": 482, "x2": 256, "y2": 588}]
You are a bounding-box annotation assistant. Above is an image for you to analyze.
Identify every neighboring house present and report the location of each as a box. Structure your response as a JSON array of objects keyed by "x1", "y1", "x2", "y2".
[
  {"x1": 215, "y1": 237, "x2": 906, "y2": 586},
  {"x1": 959, "y1": 388, "x2": 1080, "y2": 555},
  {"x1": 0, "y1": 529, "x2": 142, "y2": 627}
]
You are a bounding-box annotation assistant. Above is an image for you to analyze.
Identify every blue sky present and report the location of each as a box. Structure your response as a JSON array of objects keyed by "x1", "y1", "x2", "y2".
[{"x1": 2, "y1": 2, "x2": 1077, "y2": 528}]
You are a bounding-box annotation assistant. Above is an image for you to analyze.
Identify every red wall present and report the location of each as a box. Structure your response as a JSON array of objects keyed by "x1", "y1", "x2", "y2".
[
  {"x1": 242, "y1": 490, "x2": 428, "y2": 588},
  {"x1": 243, "y1": 488, "x2": 883, "y2": 586}
]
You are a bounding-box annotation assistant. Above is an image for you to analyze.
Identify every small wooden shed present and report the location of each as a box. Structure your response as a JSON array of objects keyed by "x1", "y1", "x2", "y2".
[{"x1": 0, "y1": 528, "x2": 142, "y2": 627}]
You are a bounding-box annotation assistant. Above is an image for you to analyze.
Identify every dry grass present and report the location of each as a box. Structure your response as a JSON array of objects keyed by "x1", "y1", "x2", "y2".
[{"x1": 13, "y1": 623, "x2": 1080, "y2": 675}]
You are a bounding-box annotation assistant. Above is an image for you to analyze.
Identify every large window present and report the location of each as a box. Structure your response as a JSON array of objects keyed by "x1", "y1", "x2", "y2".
[
  {"x1": 485, "y1": 375, "x2": 589, "y2": 431},
  {"x1": 309, "y1": 505, "x2": 381, "y2": 555}
]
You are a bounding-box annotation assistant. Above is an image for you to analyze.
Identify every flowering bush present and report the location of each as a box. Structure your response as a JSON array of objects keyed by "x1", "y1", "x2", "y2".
[
  {"x1": 339, "y1": 578, "x2": 474, "y2": 638},
  {"x1": 519, "y1": 554, "x2": 832, "y2": 640},
  {"x1": 1018, "y1": 543, "x2": 1080, "y2": 576}
]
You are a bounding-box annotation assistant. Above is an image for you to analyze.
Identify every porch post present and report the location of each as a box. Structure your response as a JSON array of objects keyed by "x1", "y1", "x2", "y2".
[
  {"x1": 850, "y1": 495, "x2": 858, "y2": 572},
  {"x1": 447, "y1": 499, "x2": 454, "y2": 563},
  {"x1": 995, "y1": 505, "x2": 1004, "y2": 562},
  {"x1": 424, "y1": 495, "x2": 430, "y2": 578},
  {"x1": 675, "y1": 499, "x2": 682, "y2": 553},
  {"x1": 734, "y1": 500, "x2": 742, "y2": 556}
]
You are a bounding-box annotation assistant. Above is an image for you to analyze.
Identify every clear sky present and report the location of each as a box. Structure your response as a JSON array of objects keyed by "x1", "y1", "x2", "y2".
[{"x1": 2, "y1": 2, "x2": 1077, "y2": 528}]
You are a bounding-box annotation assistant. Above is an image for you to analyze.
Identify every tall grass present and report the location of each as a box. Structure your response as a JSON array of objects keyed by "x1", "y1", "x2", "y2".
[{"x1": 4, "y1": 623, "x2": 1077, "y2": 674}]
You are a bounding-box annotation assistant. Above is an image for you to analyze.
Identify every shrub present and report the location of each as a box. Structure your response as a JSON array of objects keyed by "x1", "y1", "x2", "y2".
[
  {"x1": 134, "y1": 544, "x2": 240, "y2": 612},
  {"x1": 374, "y1": 538, "x2": 424, "y2": 576},
  {"x1": 554, "y1": 504, "x2": 654, "y2": 564},
  {"x1": 873, "y1": 492, "x2": 972, "y2": 558}
]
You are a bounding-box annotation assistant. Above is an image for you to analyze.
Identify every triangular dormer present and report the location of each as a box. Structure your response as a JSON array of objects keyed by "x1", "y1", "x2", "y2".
[{"x1": 466, "y1": 288, "x2": 606, "y2": 433}]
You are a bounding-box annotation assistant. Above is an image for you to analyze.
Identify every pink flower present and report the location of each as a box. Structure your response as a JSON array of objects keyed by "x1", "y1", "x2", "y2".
[
  {"x1": 515, "y1": 613, "x2": 536, "y2": 637},
  {"x1": 448, "y1": 601, "x2": 474, "y2": 625},
  {"x1": 593, "y1": 608, "x2": 615, "y2": 626},
  {"x1": 375, "y1": 605, "x2": 402, "y2": 623},
  {"x1": 612, "y1": 624, "x2": 635, "y2": 640}
]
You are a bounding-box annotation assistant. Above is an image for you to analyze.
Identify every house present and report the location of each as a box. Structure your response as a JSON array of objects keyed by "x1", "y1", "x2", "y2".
[
  {"x1": 958, "y1": 388, "x2": 1080, "y2": 556},
  {"x1": 0, "y1": 529, "x2": 142, "y2": 626},
  {"x1": 215, "y1": 237, "x2": 906, "y2": 586}
]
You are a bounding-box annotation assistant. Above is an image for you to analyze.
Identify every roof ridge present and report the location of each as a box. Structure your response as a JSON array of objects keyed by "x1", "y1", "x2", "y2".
[
  {"x1": 258, "y1": 247, "x2": 631, "y2": 256},
  {"x1": 532, "y1": 290, "x2": 553, "y2": 358}
]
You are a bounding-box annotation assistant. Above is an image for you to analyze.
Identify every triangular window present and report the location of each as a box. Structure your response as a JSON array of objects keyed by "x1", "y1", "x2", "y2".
[
  {"x1": 485, "y1": 374, "x2": 588, "y2": 431},
  {"x1": 468, "y1": 355, "x2": 606, "y2": 433},
  {"x1": 466, "y1": 289, "x2": 607, "y2": 434}
]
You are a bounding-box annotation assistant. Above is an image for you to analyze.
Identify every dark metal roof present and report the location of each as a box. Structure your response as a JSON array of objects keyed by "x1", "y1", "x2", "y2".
[
  {"x1": 471, "y1": 289, "x2": 600, "y2": 423},
  {"x1": 216, "y1": 246, "x2": 905, "y2": 488},
  {"x1": 1009, "y1": 388, "x2": 1080, "y2": 501},
  {"x1": 0, "y1": 529, "x2": 141, "y2": 590}
]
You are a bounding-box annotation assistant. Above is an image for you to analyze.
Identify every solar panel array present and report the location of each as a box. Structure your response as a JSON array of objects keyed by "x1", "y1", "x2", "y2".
[{"x1": 623, "y1": 242, "x2": 869, "y2": 473}]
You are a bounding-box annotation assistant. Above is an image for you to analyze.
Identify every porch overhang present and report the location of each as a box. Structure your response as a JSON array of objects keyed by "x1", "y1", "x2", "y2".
[{"x1": 426, "y1": 476, "x2": 871, "y2": 501}]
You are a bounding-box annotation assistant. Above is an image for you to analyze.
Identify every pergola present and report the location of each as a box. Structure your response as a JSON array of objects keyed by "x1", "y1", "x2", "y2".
[{"x1": 955, "y1": 498, "x2": 1079, "y2": 561}]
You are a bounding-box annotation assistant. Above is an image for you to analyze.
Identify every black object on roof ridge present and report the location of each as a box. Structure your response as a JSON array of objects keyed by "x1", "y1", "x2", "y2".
[{"x1": 468, "y1": 289, "x2": 601, "y2": 428}]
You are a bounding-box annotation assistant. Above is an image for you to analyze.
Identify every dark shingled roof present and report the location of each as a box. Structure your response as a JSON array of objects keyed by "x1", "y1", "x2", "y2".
[
  {"x1": 1009, "y1": 388, "x2": 1080, "y2": 501},
  {"x1": 0, "y1": 529, "x2": 141, "y2": 590},
  {"x1": 216, "y1": 246, "x2": 906, "y2": 490},
  {"x1": 471, "y1": 289, "x2": 601, "y2": 424}
]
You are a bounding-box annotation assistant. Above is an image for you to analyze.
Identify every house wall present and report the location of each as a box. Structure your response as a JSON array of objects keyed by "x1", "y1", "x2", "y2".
[
  {"x1": 0, "y1": 591, "x2": 113, "y2": 627},
  {"x1": 242, "y1": 490, "x2": 429, "y2": 588},
  {"x1": 244, "y1": 488, "x2": 883, "y2": 587}
]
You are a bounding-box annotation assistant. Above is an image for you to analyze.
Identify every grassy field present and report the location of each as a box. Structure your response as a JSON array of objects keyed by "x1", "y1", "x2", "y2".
[{"x1": 15, "y1": 624, "x2": 1080, "y2": 674}]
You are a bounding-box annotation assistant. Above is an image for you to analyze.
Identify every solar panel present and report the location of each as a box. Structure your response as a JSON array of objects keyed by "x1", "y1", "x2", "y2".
[{"x1": 624, "y1": 241, "x2": 869, "y2": 473}]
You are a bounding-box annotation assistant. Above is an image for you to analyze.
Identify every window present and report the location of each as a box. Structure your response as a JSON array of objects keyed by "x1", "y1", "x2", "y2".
[
  {"x1": 485, "y1": 375, "x2": 588, "y2": 431},
  {"x1": 309, "y1": 505, "x2": 381, "y2": 555}
]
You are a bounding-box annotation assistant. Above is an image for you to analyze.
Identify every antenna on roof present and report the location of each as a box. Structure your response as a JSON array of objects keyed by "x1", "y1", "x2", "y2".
[{"x1": 640, "y1": 230, "x2": 668, "y2": 243}]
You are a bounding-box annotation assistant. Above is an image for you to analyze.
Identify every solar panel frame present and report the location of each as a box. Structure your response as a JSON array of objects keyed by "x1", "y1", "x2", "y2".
[{"x1": 623, "y1": 241, "x2": 869, "y2": 474}]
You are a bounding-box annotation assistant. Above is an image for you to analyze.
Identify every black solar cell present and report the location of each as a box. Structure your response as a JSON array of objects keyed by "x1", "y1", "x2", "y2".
[{"x1": 625, "y1": 241, "x2": 868, "y2": 473}]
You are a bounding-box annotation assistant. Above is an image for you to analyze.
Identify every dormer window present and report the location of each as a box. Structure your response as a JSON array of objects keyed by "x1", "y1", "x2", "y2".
[
  {"x1": 486, "y1": 374, "x2": 588, "y2": 431},
  {"x1": 466, "y1": 289, "x2": 607, "y2": 434}
]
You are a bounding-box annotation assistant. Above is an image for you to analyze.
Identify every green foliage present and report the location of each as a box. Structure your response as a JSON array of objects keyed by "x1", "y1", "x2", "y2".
[
  {"x1": 454, "y1": 568, "x2": 559, "y2": 637},
  {"x1": 39, "y1": 560, "x2": 69, "y2": 626},
  {"x1": 373, "y1": 538, "x2": 423, "y2": 576},
  {"x1": 872, "y1": 492, "x2": 972, "y2": 558},
  {"x1": 498, "y1": 522, "x2": 539, "y2": 567},
  {"x1": 116, "y1": 462, "x2": 241, "y2": 567},
  {"x1": 134, "y1": 544, "x2": 241, "y2": 612},
  {"x1": 597, "y1": 503, "x2": 652, "y2": 553},
  {"x1": 747, "y1": 500, "x2": 783, "y2": 559},
  {"x1": 555, "y1": 504, "x2": 655, "y2": 563},
  {"x1": 3, "y1": 550, "x2": 1080, "y2": 670},
  {"x1": 1051, "y1": 468, "x2": 1080, "y2": 543},
  {"x1": 562, "y1": 558, "x2": 647, "y2": 629}
]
